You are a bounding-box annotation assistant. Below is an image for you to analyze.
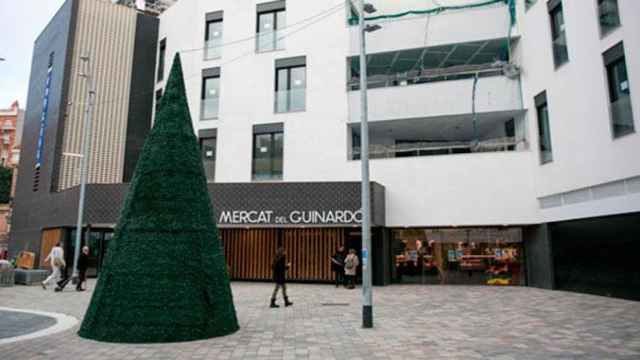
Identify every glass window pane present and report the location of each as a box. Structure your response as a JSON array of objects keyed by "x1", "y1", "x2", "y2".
[
  {"x1": 289, "y1": 67, "x2": 306, "y2": 111},
  {"x1": 201, "y1": 138, "x2": 216, "y2": 182},
  {"x1": 205, "y1": 21, "x2": 223, "y2": 60},
  {"x1": 257, "y1": 12, "x2": 276, "y2": 52},
  {"x1": 201, "y1": 77, "x2": 220, "y2": 120},
  {"x1": 538, "y1": 104, "x2": 553, "y2": 163},
  {"x1": 551, "y1": 7, "x2": 568, "y2": 66},
  {"x1": 273, "y1": 133, "x2": 283, "y2": 177},
  {"x1": 276, "y1": 10, "x2": 286, "y2": 50},
  {"x1": 253, "y1": 134, "x2": 273, "y2": 179},
  {"x1": 598, "y1": 0, "x2": 621, "y2": 34},
  {"x1": 607, "y1": 58, "x2": 634, "y2": 137}
]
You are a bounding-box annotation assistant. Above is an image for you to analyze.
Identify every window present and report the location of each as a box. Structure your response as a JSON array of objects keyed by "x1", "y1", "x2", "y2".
[
  {"x1": 548, "y1": 0, "x2": 568, "y2": 67},
  {"x1": 201, "y1": 68, "x2": 220, "y2": 120},
  {"x1": 604, "y1": 42, "x2": 634, "y2": 138},
  {"x1": 205, "y1": 11, "x2": 223, "y2": 60},
  {"x1": 275, "y1": 56, "x2": 306, "y2": 113},
  {"x1": 535, "y1": 91, "x2": 553, "y2": 164},
  {"x1": 252, "y1": 124, "x2": 283, "y2": 181},
  {"x1": 200, "y1": 135, "x2": 217, "y2": 182},
  {"x1": 525, "y1": 0, "x2": 538, "y2": 11},
  {"x1": 155, "y1": 89, "x2": 163, "y2": 113},
  {"x1": 157, "y1": 39, "x2": 166, "y2": 82},
  {"x1": 256, "y1": 1, "x2": 285, "y2": 52},
  {"x1": 598, "y1": 0, "x2": 620, "y2": 35}
]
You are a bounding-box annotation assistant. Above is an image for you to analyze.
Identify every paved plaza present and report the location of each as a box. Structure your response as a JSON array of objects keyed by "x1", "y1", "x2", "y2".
[{"x1": 1, "y1": 281, "x2": 640, "y2": 359}]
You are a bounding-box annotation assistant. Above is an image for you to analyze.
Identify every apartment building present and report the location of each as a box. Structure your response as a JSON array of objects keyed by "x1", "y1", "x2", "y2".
[
  {"x1": 150, "y1": 0, "x2": 639, "y2": 298},
  {"x1": 10, "y1": 0, "x2": 639, "y2": 299}
]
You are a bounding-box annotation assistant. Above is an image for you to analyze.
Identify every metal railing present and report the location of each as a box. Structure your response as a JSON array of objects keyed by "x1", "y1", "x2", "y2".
[
  {"x1": 351, "y1": 137, "x2": 527, "y2": 160},
  {"x1": 348, "y1": 62, "x2": 506, "y2": 91},
  {"x1": 275, "y1": 89, "x2": 305, "y2": 113},
  {"x1": 200, "y1": 98, "x2": 219, "y2": 120},
  {"x1": 256, "y1": 30, "x2": 285, "y2": 52}
]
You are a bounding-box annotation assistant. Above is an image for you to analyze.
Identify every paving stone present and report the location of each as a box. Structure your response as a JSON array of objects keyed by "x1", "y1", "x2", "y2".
[{"x1": 1, "y1": 281, "x2": 640, "y2": 359}]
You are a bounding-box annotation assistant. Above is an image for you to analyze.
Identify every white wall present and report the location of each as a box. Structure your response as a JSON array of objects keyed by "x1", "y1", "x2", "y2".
[
  {"x1": 518, "y1": 0, "x2": 640, "y2": 220},
  {"x1": 349, "y1": 76, "x2": 523, "y2": 122}
]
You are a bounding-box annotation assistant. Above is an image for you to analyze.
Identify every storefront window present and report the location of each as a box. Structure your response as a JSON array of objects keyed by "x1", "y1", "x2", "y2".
[{"x1": 392, "y1": 228, "x2": 525, "y2": 286}]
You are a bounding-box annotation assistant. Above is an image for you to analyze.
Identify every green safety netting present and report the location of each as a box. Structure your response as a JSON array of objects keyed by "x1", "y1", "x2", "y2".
[{"x1": 349, "y1": 0, "x2": 516, "y2": 26}]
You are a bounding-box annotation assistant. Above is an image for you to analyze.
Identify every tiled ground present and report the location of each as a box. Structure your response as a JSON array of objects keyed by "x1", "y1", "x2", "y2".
[{"x1": 1, "y1": 281, "x2": 639, "y2": 359}]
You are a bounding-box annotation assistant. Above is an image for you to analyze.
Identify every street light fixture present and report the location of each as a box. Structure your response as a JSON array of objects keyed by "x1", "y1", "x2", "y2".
[{"x1": 356, "y1": 0, "x2": 380, "y2": 329}]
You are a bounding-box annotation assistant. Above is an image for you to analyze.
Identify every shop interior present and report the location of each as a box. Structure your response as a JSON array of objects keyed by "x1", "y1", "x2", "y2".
[{"x1": 391, "y1": 227, "x2": 525, "y2": 286}]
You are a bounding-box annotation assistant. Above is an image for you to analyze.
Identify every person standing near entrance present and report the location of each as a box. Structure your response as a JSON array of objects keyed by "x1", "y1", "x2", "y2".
[
  {"x1": 344, "y1": 249, "x2": 359, "y2": 289},
  {"x1": 42, "y1": 242, "x2": 65, "y2": 290},
  {"x1": 76, "y1": 246, "x2": 90, "y2": 291},
  {"x1": 270, "y1": 247, "x2": 293, "y2": 308},
  {"x1": 330, "y1": 246, "x2": 346, "y2": 287}
]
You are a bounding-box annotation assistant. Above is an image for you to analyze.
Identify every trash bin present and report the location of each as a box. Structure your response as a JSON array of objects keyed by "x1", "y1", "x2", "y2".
[{"x1": 0, "y1": 259, "x2": 14, "y2": 287}]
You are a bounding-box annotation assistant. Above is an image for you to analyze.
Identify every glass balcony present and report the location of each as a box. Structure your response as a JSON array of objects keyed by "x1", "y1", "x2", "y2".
[
  {"x1": 611, "y1": 95, "x2": 635, "y2": 137},
  {"x1": 201, "y1": 98, "x2": 219, "y2": 120},
  {"x1": 349, "y1": 114, "x2": 528, "y2": 160},
  {"x1": 204, "y1": 39, "x2": 222, "y2": 60},
  {"x1": 275, "y1": 89, "x2": 305, "y2": 113},
  {"x1": 256, "y1": 30, "x2": 285, "y2": 53},
  {"x1": 552, "y1": 34, "x2": 569, "y2": 66}
]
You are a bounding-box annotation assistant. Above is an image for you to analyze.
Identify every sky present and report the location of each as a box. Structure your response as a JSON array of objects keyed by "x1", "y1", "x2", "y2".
[{"x1": 0, "y1": 0, "x2": 66, "y2": 109}]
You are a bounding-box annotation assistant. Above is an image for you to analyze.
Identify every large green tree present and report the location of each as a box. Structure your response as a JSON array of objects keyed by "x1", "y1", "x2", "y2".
[{"x1": 78, "y1": 54, "x2": 239, "y2": 343}]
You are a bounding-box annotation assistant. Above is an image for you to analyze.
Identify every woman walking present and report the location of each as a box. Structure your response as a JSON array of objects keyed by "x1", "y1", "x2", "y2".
[
  {"x1": 344, "y1": 249, "x2": 359, "y2": 289},
  {"x1": 330, "y1": 246, "x2": 346, "y2": 288},
  {"x1": 41, "y1": 242, "x2": 65, "y2": 290},
  {"x1": 270, "y1": 247, "x2": 293, "y2": 308}
]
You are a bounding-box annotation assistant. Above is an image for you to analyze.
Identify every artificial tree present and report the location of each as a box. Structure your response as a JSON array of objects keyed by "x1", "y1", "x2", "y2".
[{"x1": 78, "y1": 54, "x2": 239, "y2": 343}]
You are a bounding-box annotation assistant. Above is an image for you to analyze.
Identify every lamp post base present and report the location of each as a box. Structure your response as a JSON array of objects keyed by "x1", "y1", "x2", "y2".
[{"x1": 362, "y1": 305, "x2": 373, "y2": 328}]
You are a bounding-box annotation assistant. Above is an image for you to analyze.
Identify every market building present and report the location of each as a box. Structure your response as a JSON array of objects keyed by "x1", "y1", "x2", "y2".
[{"x1": 10, "y1": 0, "x2": 640, "y2": 300}]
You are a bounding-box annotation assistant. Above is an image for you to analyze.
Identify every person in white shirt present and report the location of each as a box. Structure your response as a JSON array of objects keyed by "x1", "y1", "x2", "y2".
[{"x1": 42, "y1": 242, "x2": 65, "y2": 290}]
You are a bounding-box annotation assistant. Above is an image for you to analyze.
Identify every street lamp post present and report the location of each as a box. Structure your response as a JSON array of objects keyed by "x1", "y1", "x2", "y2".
[
  {"x1": 357, "y1": 0, "x2": 379, "y2": 329},
  {"x1": 72, "y1": 54, "x2": 96, "y2": 282}
]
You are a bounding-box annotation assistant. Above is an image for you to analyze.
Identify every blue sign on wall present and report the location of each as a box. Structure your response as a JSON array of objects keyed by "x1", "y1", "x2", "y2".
[{"x1": 35, "y1": 57, "x2": 54, "y2": 169}]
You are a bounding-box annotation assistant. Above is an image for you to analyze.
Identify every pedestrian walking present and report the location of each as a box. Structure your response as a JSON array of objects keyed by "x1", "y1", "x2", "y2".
[
  {"x1": 330, "y1": 246, "x2": 346, "y2": 287},
  {"x1": 56, "y1": 246, "x2": 90, "y2": 292},
  {"x1": 42, "y1": 242, "x2": 65, "y2": 290},
  {"x1": 270, "y1": 247, "x2": 293, "y2": 308},
  {"x1": 344, "y1": 249, "x2": 359, "y2": 289}
]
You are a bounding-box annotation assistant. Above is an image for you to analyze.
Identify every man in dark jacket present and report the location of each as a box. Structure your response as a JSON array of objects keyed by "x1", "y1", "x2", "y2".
[
  {"x1": 76, "y1": 246, "x2": 90, "y2": 291},
  {"x1": 271, "y1": 247, "x2": 293, "y2": 308},
  {"x1": 330, "y1": 246, "x2": 346, "y2": 287},
  {"x1": 55, "y1": 245, "x2": 90, "y2": 292}
]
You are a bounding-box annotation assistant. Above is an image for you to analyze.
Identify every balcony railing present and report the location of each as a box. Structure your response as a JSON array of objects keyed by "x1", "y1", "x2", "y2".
[
  {"x1": 275, "y1": 89, "x2": 305, "y2": 113},
  {"x1": 256, "y1": 30, "x2": 285, "y2": 52},
  {"x1": 348, "y1": 62, "x2": 506, "y2": 91},
  {"x1": 204, "y1": 39, "x2": 222, "y2": 60},
  {"x1": 351, "y1": 137, "x2": 527, "y2": 160},
  {"x1": 611, "y1": 95, "x2": 635, "y2": 137},
  {"x1": 201, "y1": 98, "x2": 219, "y2": 120},
  {"x1": 552, "y1": 34, "x2": 569, "y2": 65}
]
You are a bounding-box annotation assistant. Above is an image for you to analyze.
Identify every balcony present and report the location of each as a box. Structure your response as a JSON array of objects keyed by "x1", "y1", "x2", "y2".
[
  {"x1": 256, "y1": 30, "x2": 285, "y2": 53},
  {"x1": 200, "y1": 98, "x2": 219, "y2": 121},
  {"x1": 350, "y1": 2, "x2": 516, "y2": 55},
  {"x1": 347, "y1": 38, "x2": 522, "y2": 122},
  {"x1": 611, "y1": 95, "x2": 635, "y2": 137},
  {"x1": 204, "y1": 39, "x2": 222, "y2": 61},
  {"x1": 349, "y1": 112, "x2": 528, "y2": 161},
  {"x1": 275, "y1": 89, "x2": 305, "y2": 113}
]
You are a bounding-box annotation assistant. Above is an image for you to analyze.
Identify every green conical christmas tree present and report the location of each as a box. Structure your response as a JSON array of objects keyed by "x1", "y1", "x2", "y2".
[{"x1": 78, "y1": 54, "x2": 239, "y2": 343}]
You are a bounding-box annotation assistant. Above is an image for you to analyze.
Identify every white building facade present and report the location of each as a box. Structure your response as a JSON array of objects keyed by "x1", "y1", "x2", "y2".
[{"x1": 154, "y1": 0, "x2": 640, "y2": 296}]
